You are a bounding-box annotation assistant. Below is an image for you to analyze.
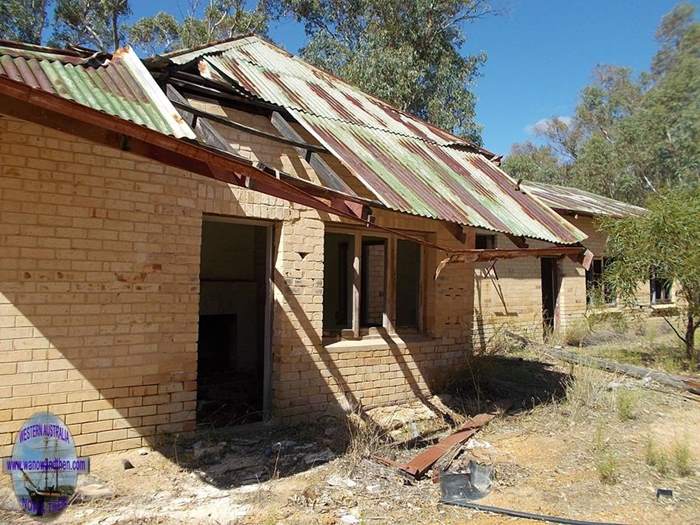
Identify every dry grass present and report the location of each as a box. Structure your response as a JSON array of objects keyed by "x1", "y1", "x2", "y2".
[
  {"x1": 616, "y1": 389, "x2": 639, "y2": 421},
  {"x1": 572, "y1": 318, "x2": 697, "y2": 376},
  {"x1": 344, "y1": 410, "x2": 390, "y2": 467},
  {"x1": 564, "y1": 365, "x2": 615, "y2": 418},
  {"x1": 645, "y1": 435, "x2": 671, "y2": 475},
  {"x1": 672, "y1": 439, "x2": 694, "y2": 477},
  {"x1": 562, "y1": 319, "x2": 591, "y2": 347}
]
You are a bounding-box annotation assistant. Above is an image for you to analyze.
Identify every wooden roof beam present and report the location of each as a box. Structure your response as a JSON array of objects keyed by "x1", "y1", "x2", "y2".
[
  {"x1": 270, "y1": 111, "x2": 356, "y2": 196},
  {"x1": 169, "y1": 97, "x2": 329, "y2": 153}
]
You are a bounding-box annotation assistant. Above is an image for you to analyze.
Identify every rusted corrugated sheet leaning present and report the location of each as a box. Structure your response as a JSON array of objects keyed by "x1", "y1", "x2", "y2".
[
  {"x1": 166, "y1": 35, "x2": 586, "y2": 245},
  {"x1": 522, "y1": 181, "x2": 646, "y2": 218},
  {"x1": 0, "y1": 41, "x2": 195, "y2": 140}
]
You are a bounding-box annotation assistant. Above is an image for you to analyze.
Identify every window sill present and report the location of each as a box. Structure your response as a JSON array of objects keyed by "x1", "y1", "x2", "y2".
[
  {"x1": 323, "y1": 332, "x2": 438, "y2": 352},
  {"x1": 587, "y1": 303, "x2": 619, "y2": 311},
  {"x1": 650, "y1": 303, "x2": 676, "y2": 310}
]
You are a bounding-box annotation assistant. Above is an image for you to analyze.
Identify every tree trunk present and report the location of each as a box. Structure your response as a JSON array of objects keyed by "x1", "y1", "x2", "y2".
[
  {"x1": 112, "y1": 12, "x2": 119, "y2": 51},
  {"x1": 685, "y1": 311, "x2": 696, "y2": 363}
]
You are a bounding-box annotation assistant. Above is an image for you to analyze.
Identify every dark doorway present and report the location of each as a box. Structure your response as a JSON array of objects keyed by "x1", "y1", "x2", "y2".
[
  {"x1": 541, "y1": 257, "x2": 559, "y2": 332},
  {"x1": 197, "y1": 219, "x2": 270, "y2": 426}
]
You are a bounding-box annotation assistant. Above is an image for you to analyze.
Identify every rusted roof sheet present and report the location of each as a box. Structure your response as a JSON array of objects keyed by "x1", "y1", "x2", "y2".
[
  {"x1": 0, "y1": 41, "x2": 195, "y2": 139},
  {"x1": 164, "y1": 36, "x2": 586, "y2": 244},
  {"x1": 289, "y1": 113, "x2": 584, "y2": 242},
  {"x1": 522, "y1": 181, "x2": 646, "y2": 218}
]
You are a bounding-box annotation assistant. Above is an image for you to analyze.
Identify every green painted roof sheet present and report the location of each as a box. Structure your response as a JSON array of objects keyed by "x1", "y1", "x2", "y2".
[{"x1": 0, "y1": 42, "x2": 195, "y2": 140}]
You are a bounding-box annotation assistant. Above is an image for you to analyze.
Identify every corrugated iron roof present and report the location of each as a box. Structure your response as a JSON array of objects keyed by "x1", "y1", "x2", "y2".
[
  {"x1": 169, "y1": 36, "x2": 494, "y2": 154},
  {"x1": 164, "y1": 36, "x2": 585, "y2": 244},
  {"x1": 522, "y1": 181, "x2": 646, "y2": 218},
  {"x1": 291, "y1": 112, "x2": 584, "y2": 242},
  {"x1": 0, "y1": 41, "x2": 195, "y2": 139}
]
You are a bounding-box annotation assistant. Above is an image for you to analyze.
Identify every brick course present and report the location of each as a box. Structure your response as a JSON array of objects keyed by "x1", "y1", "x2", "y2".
[
  {"x1": 474, "y1": 214, "x2": 660, "y2": 349},
  {"x1": 0, "y1": 113, "x2": 476, "y2": 455}
]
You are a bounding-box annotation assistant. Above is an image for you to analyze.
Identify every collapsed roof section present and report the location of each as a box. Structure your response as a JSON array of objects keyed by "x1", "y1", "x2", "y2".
[
  {"x1": 156, "y1": 35, "x2": 587, "y2": 246},
  {"x1": 0, "y1": 38, "x2": 590, "y2": 266},
  {"x1": 0, "y1": 40, "x2": 382, "y2": 229}
]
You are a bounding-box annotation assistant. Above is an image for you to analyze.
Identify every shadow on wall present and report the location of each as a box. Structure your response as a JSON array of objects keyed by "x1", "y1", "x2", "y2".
[
  {"x1": 271, "y1": 248, "x2": 475, "y2": 422},
  {"x1": 1, "y1": 132, "x2": 479, "y2": 492},
  {"x1": 472, "y1": 259, "x2": 549, "y2": 353},
  {"x1": 0, "y1": 131, "x2": 276, "y2": 461}
]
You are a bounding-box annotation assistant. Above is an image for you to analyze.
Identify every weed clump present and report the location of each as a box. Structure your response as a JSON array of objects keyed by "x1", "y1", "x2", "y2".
[
  {"x1": 645, "y1": 435, "x2": 693, "y2": 476},
  {"x1": 563, "y1": 320, "x2": 590, "y2": 347},
  {"x1": 616, "y1": 389, "x2": 639, "y2": 421},
  {"x1": 344, "y1": 410, "x2": 388, "y2": 467},
  {"x1": 645, "y1": 436, "x2": 670, "y2": 475},
  {"x1": 672, "y1": 439, "x2": 693, "y2": 477},
  {"x1": 596, "y1": 452, "x2": 618, "y2": 484},
  {"x1": 564, "y1": 365, "x2": 613, "y2": 417}
]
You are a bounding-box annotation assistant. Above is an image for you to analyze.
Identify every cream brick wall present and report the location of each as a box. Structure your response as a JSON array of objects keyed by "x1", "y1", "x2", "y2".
[
  {"x1": 472, "y1": 234, "x2": 550, "y2": 349},
  {"x1": 474, "y1": 213, "x2": 659, "y2": 347},
  {"x1": 0, "y1": 113, "x2": 477, "y2": 454}
]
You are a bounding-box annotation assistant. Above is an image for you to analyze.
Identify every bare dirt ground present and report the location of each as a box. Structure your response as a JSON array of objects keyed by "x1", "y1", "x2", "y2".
[{"x1": 1, "y1": 348, "x2": 699, "y2": 525}]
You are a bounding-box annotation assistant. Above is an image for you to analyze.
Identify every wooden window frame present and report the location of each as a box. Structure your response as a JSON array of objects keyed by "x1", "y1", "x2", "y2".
[
  {"x1": 650, "y1": 274, "x2": 673, "y2": 305},
  {"x1": 586, "y1": 257, "x2": 616, "y2": 306},
  {"x1": 475, "y1": 233, "x2": 496, "y2": 250},
  {"x1": 323, "y1": 226, "x2": 426, "y2": 339}
]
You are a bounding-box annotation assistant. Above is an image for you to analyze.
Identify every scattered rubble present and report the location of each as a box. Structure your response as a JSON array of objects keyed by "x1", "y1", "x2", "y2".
[
  {"x1": 374, "y1": 401, "x2": 510, "y2": 481},
  {"x1": 365, "y1": 395, "x2": 462, "y2": 442},
  {"x1": 74, "y1": 476, "x2": 115, "y2": 502},
  {"x1": 1, "y1": 351, "x2": 698, "y2": 525}
]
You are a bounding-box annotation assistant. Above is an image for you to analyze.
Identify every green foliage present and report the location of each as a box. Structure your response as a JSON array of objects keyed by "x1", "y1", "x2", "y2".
[
  {"x1": 129, "y1": 1, "x2": 274, "y2": 55},
  {"x1": 602, "y1": 187, "x2": 700, "y2": 359},
  {"x1": 0, "y1": 0, "x2": 49, "y2": 43},
  {"x1": 280, "y1": 0, "x2": 494, "y2": 142},
  {"x1": 504, "y1": 4, "x2": 699, "y2": 205},
  {"x1": 127, "y1": 12, "x2": 181, "y2": 55},
  {"x1": 501, "y1": 142, "x2": 569, "y2": 185},
  {"x1": 51, "y1": 0, "x2": 131, "y2": 51}
]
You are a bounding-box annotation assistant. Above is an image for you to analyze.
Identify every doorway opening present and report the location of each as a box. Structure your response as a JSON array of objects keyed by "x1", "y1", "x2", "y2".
[
  {"x1": 541, "y1": 257, "x2": 559, "y2": 333},
  {"x1": 197, "y1": 218, "x2": 272, "y2": 427}
]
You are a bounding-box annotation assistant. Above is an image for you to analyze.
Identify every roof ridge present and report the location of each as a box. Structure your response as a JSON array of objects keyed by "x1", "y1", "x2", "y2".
[
  {"x1": 231, "y1": 37, "x2": 482, "y2": 148},
  {"x1": 0, "y1": 39, "x2": 88, "y2": 57},
  {"x1": 171, "y1": 34, "x2": 491, "y2": 155},
  {"x1": 152, "y1": 33, "x2": 260, "y2": 61}
]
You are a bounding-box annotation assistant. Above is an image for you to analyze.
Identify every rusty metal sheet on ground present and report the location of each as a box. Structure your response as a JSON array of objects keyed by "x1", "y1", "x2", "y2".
[{"x1": 395, "y1": 402, "x2": 511, "y2": 480}]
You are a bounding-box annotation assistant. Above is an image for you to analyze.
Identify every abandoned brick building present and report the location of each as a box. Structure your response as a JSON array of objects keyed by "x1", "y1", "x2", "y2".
[
  {"x1": 0, "y1": 36, "x2": 656, "y2": 456},
  {"x1": 473, "y1": 180, "x2": 666, "y2": 345}
]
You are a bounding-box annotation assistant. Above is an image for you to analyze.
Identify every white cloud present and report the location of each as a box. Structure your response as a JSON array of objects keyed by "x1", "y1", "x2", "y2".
[{"x1": 525, "y1": 116, "x2": 572, "y2": 135}]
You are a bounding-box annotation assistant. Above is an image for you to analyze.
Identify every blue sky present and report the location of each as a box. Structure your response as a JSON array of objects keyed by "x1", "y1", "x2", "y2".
[{"x1": 125, "y1": 0, "x2": 694, "y2": 154}]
